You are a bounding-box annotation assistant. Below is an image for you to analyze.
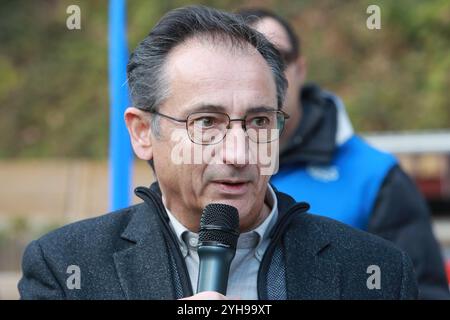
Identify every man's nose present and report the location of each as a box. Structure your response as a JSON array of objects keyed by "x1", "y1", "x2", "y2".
[{"x1": 221, "y1": 121, "x2": 249, "y2": 167}]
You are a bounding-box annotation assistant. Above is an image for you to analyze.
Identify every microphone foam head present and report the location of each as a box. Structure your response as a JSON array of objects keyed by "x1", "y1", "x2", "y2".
[{"x1": 199, "y1": 203, "x2": 240, "y2": 249}]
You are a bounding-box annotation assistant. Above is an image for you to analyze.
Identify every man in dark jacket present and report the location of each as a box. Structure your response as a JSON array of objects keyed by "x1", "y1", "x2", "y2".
[
  {"x1": 238, "y1": 8, "x2": 449, "y2": 299},
  {"x1": 19, "y1": 5, "x2": 418, "y2": 299}
]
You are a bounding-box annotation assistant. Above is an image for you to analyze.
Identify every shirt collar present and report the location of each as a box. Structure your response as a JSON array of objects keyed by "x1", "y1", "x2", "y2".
[
  {"x1": 163, "y1": 184, "x2": 278, "y2": 257},
  {"x1": 246, "y1": 184, "x2": 278, "y2": 250}
]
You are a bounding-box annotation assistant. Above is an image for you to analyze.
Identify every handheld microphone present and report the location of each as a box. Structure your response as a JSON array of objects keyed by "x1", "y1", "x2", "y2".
[{"x1": 196, "y1": 203, "x2": 240, "y2": 295}]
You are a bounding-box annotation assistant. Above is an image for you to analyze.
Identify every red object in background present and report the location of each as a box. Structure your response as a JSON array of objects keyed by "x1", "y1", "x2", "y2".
[
  {"x1": 417, "y1": 178, "x2": 444, "y2": 200},
  {"x1": 446, "y1": 260, "x2": 450, "y2": 284}
]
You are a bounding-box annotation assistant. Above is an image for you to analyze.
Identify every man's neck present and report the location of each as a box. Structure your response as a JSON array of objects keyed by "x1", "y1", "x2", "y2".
[{"x1": 240, "y1": 200, "x2": 271, "y2": 233}]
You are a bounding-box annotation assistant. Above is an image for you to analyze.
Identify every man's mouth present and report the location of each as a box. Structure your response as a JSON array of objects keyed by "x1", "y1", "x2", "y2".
[{"x1": 211, "y1": 180, "x2": 250, "y2": 195}]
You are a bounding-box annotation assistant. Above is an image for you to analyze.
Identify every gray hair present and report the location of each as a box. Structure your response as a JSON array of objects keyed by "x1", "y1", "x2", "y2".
[{"x1": 127, "y1": 5, "x2": 287, "y2": 134}]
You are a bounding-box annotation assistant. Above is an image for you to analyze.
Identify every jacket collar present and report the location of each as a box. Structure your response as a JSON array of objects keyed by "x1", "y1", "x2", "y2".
[
  {"x1": 113, "y1": 201, "x2": 176, "y2": 299},
  {"x1": 271, "y1": 186, "x2": 340, "y2": 299},
  {"x1": 284, "y1": 213, "x2": 341, "y2": 299}
]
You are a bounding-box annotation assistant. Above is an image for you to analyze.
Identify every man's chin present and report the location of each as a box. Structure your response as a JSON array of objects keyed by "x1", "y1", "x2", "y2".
[{"x1": 203, "y1": 196, "x2": 251, "y2": 215}]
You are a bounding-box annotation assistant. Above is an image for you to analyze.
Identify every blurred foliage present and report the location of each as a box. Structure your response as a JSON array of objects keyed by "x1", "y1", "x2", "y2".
[
  {"x1": 0, "y1": 0, "x2": 449, "y2": 158},
  {"x1": 0, "y1": 216, "x2": 65, "y2": 270},
  {"x1": 0, "y1": 215, "x2": 64, "y2": 245}
]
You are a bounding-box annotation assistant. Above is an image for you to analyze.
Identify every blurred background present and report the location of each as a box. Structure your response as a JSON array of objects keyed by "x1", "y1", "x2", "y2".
[{"x1": 0, "y1": 0, "x2": 449, "y2": 299}]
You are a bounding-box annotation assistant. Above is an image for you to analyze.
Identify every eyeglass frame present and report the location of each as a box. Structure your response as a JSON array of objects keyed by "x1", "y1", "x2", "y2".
[{"x1": 139, "y1": 108, "x2": 290, "y2": 145}]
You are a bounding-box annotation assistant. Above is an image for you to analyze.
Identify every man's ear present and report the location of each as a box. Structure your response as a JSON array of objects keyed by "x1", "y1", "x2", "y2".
[
  {"x1": 294, "y1": 56, "x2": 307, "y2": 83},
  {"x1": 124, "y1": 107, "x2": 153, "y2": 161}
]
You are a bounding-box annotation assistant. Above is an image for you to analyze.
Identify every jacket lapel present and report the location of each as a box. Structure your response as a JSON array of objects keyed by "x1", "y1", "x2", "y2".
[
  {"x1": 113, "y1": 203, "x2": 175, "y2": 299},
  {"x1": 284, "y1": 214, "x2": 341, "y2": 299}
]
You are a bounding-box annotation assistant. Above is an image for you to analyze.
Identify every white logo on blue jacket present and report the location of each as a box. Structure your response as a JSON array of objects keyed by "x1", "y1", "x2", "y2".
[{"x1": 306, "y1": 165, "x2": 339, "y2": 182}]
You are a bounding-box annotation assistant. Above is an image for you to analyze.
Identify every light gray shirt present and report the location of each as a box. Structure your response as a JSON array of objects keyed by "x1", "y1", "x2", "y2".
[{"x1": 163, "y1": 184, "x2": 279, "y2": 300}]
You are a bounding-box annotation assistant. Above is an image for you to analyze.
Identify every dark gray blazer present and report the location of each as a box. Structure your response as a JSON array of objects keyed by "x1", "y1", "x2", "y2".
[{"x1": 18, "y1": 184, "x2": 418, "y2": 299}]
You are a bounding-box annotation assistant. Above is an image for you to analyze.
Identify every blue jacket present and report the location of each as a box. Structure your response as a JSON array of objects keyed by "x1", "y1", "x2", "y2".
[
  {"x1": 273, "y1": 135, "x2": 396, "y2": 229},
  {"x1": 271, "y1": 84, "x2": 450, "y2": 299}
]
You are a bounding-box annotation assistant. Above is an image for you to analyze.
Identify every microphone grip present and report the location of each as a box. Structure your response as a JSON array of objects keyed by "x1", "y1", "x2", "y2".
[{"x1": 196, "y1": 245, "x2": 236, "y2": 295}]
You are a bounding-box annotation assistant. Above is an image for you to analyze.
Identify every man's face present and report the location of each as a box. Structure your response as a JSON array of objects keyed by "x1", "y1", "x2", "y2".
[{"x1": 147, "y1": 39, "x2": 278, "y2": 232}]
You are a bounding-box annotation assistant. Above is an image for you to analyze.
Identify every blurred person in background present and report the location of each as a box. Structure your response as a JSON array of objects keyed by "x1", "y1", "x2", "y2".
[{"x1": 238, "y1": 8, "x2": 450, "y2": 299}]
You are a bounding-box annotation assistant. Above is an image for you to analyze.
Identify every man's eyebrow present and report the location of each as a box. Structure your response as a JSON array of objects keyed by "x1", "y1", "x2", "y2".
[
  {"x1": 246, "y1": 106, "x2": 278, "y2": 113},
  {"x1": 185, "y1": 104, "x2": 227, "y2": 115}
]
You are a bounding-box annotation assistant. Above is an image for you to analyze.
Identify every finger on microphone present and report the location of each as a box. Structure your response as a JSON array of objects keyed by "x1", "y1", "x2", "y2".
[{"x1": 179, "y1": 291, "x2": 229, "y2": 300}]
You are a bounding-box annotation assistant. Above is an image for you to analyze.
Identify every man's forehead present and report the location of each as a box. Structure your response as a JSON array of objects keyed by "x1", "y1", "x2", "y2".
[
  {"x1": 162, "y1": 37, "x2": 277, "y2": 114},
  {"x1": 165, "y1": 37, "x2": 267, "y2": 77}
]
